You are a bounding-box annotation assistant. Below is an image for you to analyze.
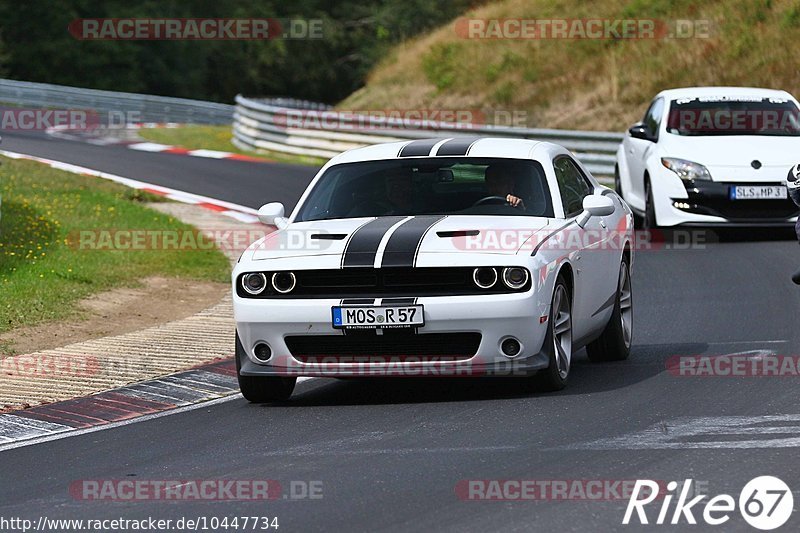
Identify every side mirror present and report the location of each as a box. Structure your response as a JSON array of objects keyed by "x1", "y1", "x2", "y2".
[
  {"x1": 628, "y1": 123, "x2": 652, "y2": 141},
  {"x1": 576, "y1": 195, "x2": 615, "y2": 228},
  {"x1": 258, "y1": 202, "x2": 288, "y2": 229}
]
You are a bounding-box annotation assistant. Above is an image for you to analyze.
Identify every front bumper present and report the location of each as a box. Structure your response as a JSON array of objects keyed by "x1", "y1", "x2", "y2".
[
  {"x1": 651, "y1": 168, "x2": 799, "y2": 226},
  {"x1": 234, "y1": 291, "x2": 551, "y2": 378},
  {"x1": 674, "y1": 180, "x2": 798, "y2": 224}
]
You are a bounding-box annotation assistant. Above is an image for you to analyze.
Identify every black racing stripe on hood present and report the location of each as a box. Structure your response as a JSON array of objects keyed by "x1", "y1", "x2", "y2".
[
  {"x1": 381, "y1": 215, "x2": 447, "y2": 268},
  {"x1": 435, "y1": 137, "x2": 481, "y2": 156},
  {"x1": 341, "y1": 216, "x2": 407, "y2": 268},
  {"x1": 398, "y1": 138, "x2": 442, "y2": 157}
]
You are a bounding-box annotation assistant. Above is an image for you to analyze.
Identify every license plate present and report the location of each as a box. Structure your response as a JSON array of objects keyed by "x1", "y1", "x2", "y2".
[
  {"x1": 729, "y1": 185, "x2": 787, "y2": 200},
  {"x1": 332, "y1": 305, "x2": 424, "y2": 329}
]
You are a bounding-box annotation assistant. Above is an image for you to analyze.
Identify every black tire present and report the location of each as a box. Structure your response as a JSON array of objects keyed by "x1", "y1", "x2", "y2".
[
  {"x1": 586, "y1": 259, "x2": 633, "y2": 362},
  {"x1": 633, "y1": 212, "x2": 645, "y2": 230},
  {"x1": 235, "y1": 331, "x2": 296, "y2": 402},
  {"x1": 531, "y1": 275, "x2": 572, "y2": 392},
  {"x1": 643, "y1": 180, "x2": 658, "y2": 230},
  {"x1": 614, "y1": 165, "x2": 622, "y2": 195}
]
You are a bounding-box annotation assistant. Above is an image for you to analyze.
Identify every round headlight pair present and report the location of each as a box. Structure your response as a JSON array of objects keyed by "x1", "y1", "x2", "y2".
[
  {"x1": 472, "y1": 267, "x2": 528, "y2": 290},
  {"x1": 241, "y1": 272, "x2": 296, "y2": 295}
]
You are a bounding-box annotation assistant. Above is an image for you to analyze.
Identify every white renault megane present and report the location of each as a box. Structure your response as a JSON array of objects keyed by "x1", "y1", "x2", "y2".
[
  {"x1": 616, "y1": 87, "x2": 800, "y2": 228},
  {"x1": 233, "y1": 137, "x2": 634, "y2": 401}
]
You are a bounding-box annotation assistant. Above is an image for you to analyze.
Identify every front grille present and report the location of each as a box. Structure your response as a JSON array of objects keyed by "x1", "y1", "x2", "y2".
[
  {"x1": 285, "y1": 332, "x2": 481, "y2": 362},
  {"x1": 237, "y1": 267, "x2": 530, "y2": 298}
]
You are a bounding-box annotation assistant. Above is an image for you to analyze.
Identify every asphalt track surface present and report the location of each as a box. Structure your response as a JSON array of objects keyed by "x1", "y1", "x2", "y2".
[
  {"x1": 0, "y1": 131, "x2": 319, "y2": 210},
  {"x1": 2, "y1": 131, "x2": 800, "y2": 531}
]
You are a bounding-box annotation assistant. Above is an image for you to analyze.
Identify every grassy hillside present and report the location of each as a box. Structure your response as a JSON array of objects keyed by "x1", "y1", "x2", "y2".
[{"x1": 339, "y1": 0, "x2": 800, "y2": 131}]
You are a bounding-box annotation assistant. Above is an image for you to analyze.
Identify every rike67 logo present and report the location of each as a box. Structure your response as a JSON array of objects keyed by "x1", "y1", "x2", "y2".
[{"x1": 623, "y1": 477, "x2": 793, "y2": 530}]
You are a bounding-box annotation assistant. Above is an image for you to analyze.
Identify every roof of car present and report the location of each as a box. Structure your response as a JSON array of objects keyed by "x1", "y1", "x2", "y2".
[
  {"x1": 327, "y1": 137, "x2": 571, "y2": 166},
  {"x1": 654, "y1": 86, "x2": 795, "y2": 101}
]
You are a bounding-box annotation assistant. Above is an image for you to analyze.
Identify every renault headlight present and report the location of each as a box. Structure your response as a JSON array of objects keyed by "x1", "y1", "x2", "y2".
[{"x1": 661, "y1": 158, "x2": 712, "y2": 181}]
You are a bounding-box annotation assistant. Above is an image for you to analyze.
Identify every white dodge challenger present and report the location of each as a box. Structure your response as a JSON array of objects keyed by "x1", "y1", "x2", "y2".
[{"x1": 233, "y1": 137, "x2": 634, "y2": 401}]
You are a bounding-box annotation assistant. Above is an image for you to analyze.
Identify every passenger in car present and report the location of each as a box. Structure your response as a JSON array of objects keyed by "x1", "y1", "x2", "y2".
[
  {"x1": 384, "y1": 168, "x2": 415, "y2": 215},
  {"x1": 347, "y1": 167, "x2": 416, "y2": 217}
]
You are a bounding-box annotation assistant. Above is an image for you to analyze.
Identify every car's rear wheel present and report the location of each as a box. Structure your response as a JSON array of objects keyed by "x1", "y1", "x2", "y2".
[
  {"x1": 531, "y1": 275, "x2": 572, "y2": 391},
  {"x1": 586, "y1": 259, "x2": 633, "y2": 362},
  {"x1": 235, "y1": 331, "x2": 296, "y2": 402}
]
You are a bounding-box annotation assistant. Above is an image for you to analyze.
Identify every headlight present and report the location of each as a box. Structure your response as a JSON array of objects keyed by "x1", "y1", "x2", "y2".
[
  {"x1": 502, "y1": 267, "x2": 529, "y2": 290},
  {"x1": 661, "y1": 158, "x2": 712, "y2": 181},
  {"x1": 241, "y1": 273, "x2": 268, "y2": 295},
  {"x1": 271, "y1": 272, "x2": 296, "y2": 294},
  {"x1": 473, "y1": 267, "x2": 497, "y2": 289}
]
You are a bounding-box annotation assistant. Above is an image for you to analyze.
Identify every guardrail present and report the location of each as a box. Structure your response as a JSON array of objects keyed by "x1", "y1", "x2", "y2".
[
  {"x1": 0, "y1": 79, "x2": 624, "y2": 175},
  {"x1": 233, "y1": 95, "x2": 623, "y2": 176},
  {"x1": 0, "y1": 78, "x2": 234, "y2": 124}
]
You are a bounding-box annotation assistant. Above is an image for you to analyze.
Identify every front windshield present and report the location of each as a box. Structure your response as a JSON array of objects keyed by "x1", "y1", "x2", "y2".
[
  {"x1": 666, "y1": 97, "x2": 800, "y2": 136},
  {"x1": 295, "y1": 157, "x2": 553, "y2": 222}
]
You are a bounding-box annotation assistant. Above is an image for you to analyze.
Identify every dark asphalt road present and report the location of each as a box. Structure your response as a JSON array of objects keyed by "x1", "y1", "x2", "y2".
[
  {"x1": 0, "y1": 131, "x2": 319, "y2": 210},
  {"x1": 2, "y1": 132, "x2": 800, "y2": 531}
]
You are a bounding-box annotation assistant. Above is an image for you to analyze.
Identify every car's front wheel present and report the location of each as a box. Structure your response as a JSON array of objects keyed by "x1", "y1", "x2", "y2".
[
  {"x1": 643, "y1": 180, "x2": 658, "y2": 230},
  {"x1": 586, "y1": 259, "x2": 633, "y2": 362},
  {"x1": 532, "y1": 275, "x2": 573, "y2": 391},
  {"x1": 235, "y1": 331, "x2": 296, "y2": 402}
]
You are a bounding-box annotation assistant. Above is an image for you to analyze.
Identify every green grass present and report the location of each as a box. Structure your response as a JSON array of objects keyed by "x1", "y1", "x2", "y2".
[
  {"x1": 0, "y1": 157, "x2": 230, "y2": 334},
  {"x1": 138, "y1": 125, "x2": 327, "y2": 167},
  {"x1": 339, "y1": 0, "x2": 800, "y2": 131}
]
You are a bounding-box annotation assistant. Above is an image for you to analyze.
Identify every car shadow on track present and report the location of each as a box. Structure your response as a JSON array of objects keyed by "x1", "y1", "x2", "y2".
[
  {"x1": 655, "y1": 226, "x2": 796, "y2": 244},
  {"x1": 271, "y1": 343, "x2": 708, "y2": 407}
]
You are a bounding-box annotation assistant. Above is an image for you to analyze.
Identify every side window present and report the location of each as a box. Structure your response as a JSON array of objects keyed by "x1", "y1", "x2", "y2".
[
  {"x1": 642, "y1": 98, "x2": 664, "y2": 140},
  {"x1": 554, "y1": 157, "x2": 592, "y2": 217}
]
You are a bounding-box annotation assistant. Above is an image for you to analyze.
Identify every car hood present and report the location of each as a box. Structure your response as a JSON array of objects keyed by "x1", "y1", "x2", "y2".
[
  {"x1": 660, "y1": 134, "x2": 800, "y2": 168},
  {"x1": 247, "y1": 216, "x2": 554, "y2": 265}
]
